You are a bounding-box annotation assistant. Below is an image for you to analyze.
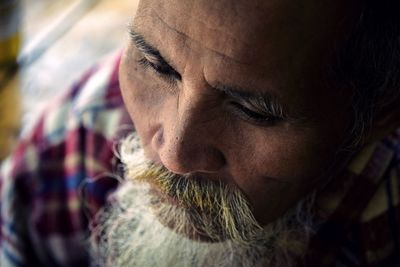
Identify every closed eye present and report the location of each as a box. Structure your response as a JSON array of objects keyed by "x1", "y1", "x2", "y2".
[
  {"x1": 138, "y1": 56, "x2": 182, "y2": 81},
  {"x1": 229, "y1": 101, "x2": 282, "y2": 126},
  {"x1": 128, "y1": 27, "x2": 181, "y2": 82}
]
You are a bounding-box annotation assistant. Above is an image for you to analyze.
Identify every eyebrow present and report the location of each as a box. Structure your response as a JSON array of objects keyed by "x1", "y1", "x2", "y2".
[
  {"x1": 127, "y1": 25, "x2": 291, "y2": 120},
  {"x1": 215, "y1": 84, "x2": 288, "y2": 119},
  {"x1": 128, "y1": 25, "x2": 171, "y2": 67}
]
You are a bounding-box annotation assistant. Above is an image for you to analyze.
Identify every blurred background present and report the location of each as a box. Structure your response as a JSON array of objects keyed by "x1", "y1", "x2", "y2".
[{"x1": 0, "y1": 0, "x2": 138, "y2": 160}]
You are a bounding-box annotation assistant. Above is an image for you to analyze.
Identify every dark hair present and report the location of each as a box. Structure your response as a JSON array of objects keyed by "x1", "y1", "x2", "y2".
[{"x1": 332, "y1": 0, "x2": 400, "y2": 145}]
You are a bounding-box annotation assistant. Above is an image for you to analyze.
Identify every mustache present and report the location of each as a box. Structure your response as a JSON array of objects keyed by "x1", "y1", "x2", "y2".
[
  {"x1": 134, "y1": 164, "x2": 233, "y2": 208},
  {"x1": 124, "y1": 162, "x2": 265, "y2": 245},
  {"x1": 92, "y1": 133, "x2": 317, "y2": 267}
]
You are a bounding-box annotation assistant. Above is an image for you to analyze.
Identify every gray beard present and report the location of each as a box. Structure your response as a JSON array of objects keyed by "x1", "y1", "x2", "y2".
[{"x1": 89, "y1": 134, "x2": 317, "y2": 267}]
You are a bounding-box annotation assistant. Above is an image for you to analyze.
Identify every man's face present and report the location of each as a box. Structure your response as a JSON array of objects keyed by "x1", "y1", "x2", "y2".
[{"x1": 119, "y1": 0, "x2": 356, "y2": 225}]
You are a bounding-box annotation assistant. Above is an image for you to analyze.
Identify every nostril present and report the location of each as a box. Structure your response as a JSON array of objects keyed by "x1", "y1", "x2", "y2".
[
  {"x1": 152, "y1": 122, "x2": 226, "y2": 174},
  {"x1": 158, "y1": 150, "x2": 188, "y2": 175},
  {"x1": 152, "y1": 127, "x2": 165, "y2": 151},
  {"x1": 159, "y1": 142, "x2": 227, "y2": 175},
  {"x1": 151, "y1": 128, "x2": 190, "y2": 174}
]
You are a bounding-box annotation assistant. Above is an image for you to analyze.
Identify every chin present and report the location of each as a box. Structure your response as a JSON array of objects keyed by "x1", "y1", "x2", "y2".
[{"x1": 89, "y1": 133, "x2": 317, "y2": 267}]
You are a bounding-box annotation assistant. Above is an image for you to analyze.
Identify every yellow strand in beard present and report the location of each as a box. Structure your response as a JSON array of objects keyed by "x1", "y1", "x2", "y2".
[
  {"x1": 125, "y1": 163, "x2": 264, "y2": 245},
  {"x1": 127, "y1": 165, "x2": 216, "y2": 211}
]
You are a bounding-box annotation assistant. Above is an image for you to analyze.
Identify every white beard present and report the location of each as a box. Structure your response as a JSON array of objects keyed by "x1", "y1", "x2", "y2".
[{"x1": 90, "y1": 134, "x2": 317, "y2": 267}]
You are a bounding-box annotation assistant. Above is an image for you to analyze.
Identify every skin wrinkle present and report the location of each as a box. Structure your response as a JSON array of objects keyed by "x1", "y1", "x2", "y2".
[
  {"x1": 129, "y1": 22, "x2": 252, "y2": 171},
  {"x1": 128, "y1": 26, "x2": 305, "y2": 124},
  {"x1": 130, "y1": 25, "x2": 294, "y2": 123},
  {"x1": 150, "y1": 0, "x2": 331, "y2": 72},
  {"x1": 128, "y1": 25, "x2": 182, "y2": 81},
  {"x1": 120, "y1": 0, "x2": 357, "y2": 227},
  {"x1": 96, "y1": 1, "x2": 400, "y2": 265},
  {"x1": 144, "y1": 7, "x2": 255, "y2": 66},
  {"x1": 174, "y1": 1, "x2": 288, "y2": 62},
  {"x1": 132, "y1": 15, "x2": 290, "y2": 112}
]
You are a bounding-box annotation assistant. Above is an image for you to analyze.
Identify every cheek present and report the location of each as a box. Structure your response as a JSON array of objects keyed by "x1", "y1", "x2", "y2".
[
  {"x1": 230, "y1": 125, "x2": 334, "y2": 182},
  {"x1": 119, "y1": 50, "x2": 167, "y2": 147},
  {"x1": 227, "y1": 125, "x2": 340, "y2": 224}
]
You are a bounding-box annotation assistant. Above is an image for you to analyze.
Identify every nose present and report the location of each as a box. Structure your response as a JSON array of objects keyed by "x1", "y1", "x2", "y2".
[{"x1": 151, "y1": 88, "x2": 226, "y2": 175}]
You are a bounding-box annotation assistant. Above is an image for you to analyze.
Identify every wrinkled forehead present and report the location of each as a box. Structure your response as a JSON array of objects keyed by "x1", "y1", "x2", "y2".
[{"x1": 134, "y1": 0, "x2": 358, "y2": 66}]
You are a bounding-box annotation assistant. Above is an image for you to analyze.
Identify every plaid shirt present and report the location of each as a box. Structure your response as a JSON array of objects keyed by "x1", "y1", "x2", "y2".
[{"x1": 1, "y1": 52, "x2": 400, "y2": 267}]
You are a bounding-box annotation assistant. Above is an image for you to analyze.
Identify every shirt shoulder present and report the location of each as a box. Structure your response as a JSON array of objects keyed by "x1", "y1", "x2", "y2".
[
  {"x1": 308, "y1": 129, "x2": 400, "y2": 267},
  {"x1": 0, "y1": 51, "x2": 131, "y2": 267}
]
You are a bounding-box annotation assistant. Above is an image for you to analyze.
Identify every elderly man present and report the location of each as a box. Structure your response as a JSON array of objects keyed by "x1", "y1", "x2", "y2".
[{"x1": 1, "y1": 0, "x2": 400, "y2": 266}]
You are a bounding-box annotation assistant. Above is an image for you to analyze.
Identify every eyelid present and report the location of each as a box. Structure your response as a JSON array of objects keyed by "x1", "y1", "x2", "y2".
[
  {"x1": 224, "y1": 92, "x2": 286, "y2": 121},
  {"x1": 134, "y1": 45, "x2": 182, "y2": 81},
  {"x1": 138, "y1": 55, "x2": 182, "y2": 82},
  {"x1": 128, "y1": 28, "x2": 181, "y2": 79},
  {"x1": 141, "y1": 51, "x2": 161, "y2": 64},
  {"x1": 216, "y1": 85, "x2": 289, "y2": 119},
  {"x1": 229, "y1": 101, "x2": 281, "y2": 126},
  {"x1": 240, "y1": 98, "x2": 284, "y2": 119},
  {"x1": 238, "y1": 101, "x2": 283, "y2": 120},
  {"x1": 138, "y1": 46, "x2": 166, "y2": 65}
]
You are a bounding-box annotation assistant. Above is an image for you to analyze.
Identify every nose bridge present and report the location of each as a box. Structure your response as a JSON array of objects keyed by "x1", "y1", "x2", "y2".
[
  {"x1": 177, "y1": 84, "x2": 216, "y2": 137},
  {"x1": 157, "y1": 81, "x2": 226, "y2": 174},
  {"x1": 175, "y1": 76, "x2": 226, "y2": 148}
]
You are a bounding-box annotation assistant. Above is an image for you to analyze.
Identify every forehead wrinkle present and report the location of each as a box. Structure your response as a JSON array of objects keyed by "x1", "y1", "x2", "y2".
[
  {"x1": 143, "y1": 6, "x2": 255, "y2": 67},
  {"x1": 134, "y1": 10, "x2": 303, "y2": 118}
]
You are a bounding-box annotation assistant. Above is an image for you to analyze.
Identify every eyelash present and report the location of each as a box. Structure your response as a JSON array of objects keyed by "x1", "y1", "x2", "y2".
[
  {"x1": 138, "y1": 57, "x2": 181, "y2": 83},
  {"x1": 137, "y1": 55, "x2": 281, "y2": 126},
  {"x1": 229, "y1": 102, "x2": 281, "y2": 126}
]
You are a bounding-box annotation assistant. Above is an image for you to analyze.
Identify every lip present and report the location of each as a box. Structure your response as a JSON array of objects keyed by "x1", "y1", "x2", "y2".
[{"x1": 143, "y1": 180, "x2": 220, "y2": 243}]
